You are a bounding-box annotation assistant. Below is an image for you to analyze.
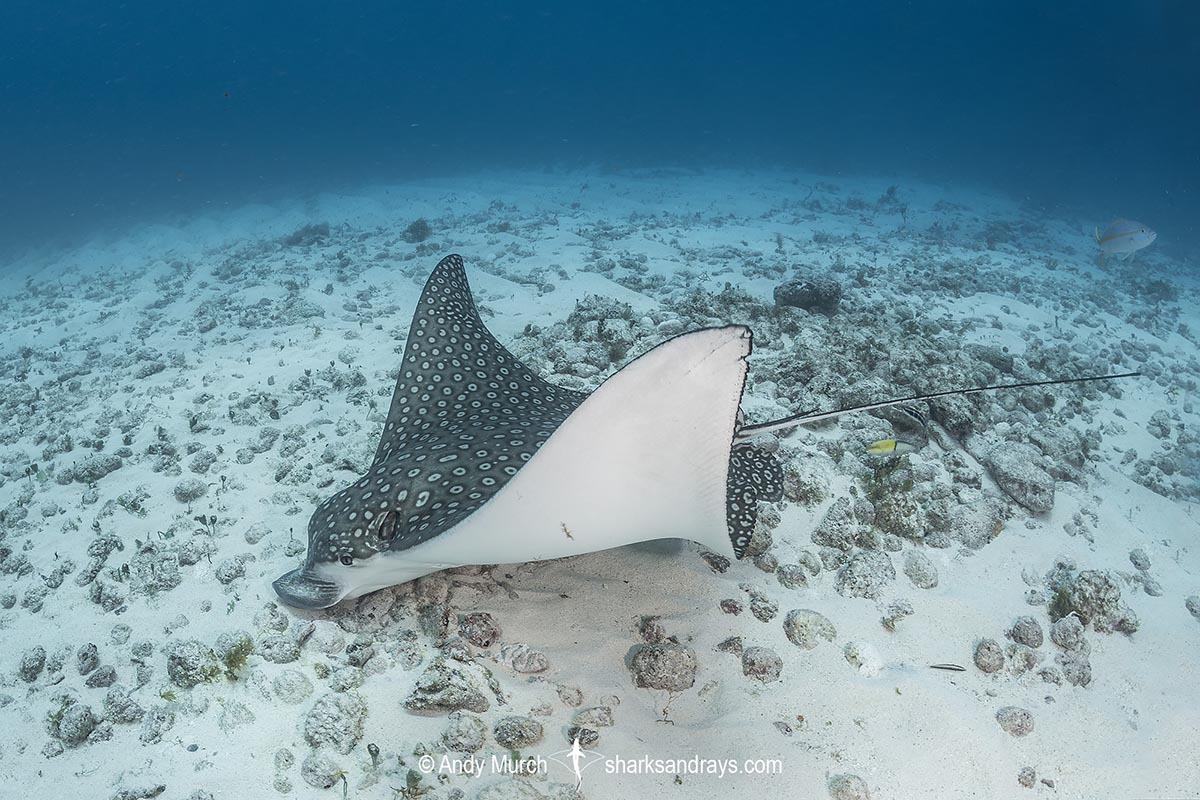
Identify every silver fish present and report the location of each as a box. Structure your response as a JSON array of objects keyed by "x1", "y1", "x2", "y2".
[{"x1": 1095, "y1": 218, "x2": 1156, "y2": 260}]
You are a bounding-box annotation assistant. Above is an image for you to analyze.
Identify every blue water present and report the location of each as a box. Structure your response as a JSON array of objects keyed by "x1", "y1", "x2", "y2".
[{"x1": 2, "y1": 0, "x2": 1197, "y2": 256}]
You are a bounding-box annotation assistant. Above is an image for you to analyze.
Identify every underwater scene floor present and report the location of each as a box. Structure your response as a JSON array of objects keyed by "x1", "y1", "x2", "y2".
[{"x1": 0, "y1": 169, "x2": 1197, "y2": 800}]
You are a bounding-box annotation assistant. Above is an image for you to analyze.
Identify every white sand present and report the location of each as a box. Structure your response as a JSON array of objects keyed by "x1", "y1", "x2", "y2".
[{"x1": 0, "y1": 169, "x2": 1197, "y2": 800}]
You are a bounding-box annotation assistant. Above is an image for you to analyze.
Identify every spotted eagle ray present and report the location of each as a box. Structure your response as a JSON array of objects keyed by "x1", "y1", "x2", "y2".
[{"x1": 273, "y1": 254, "x2": 1138, "y2": 609}]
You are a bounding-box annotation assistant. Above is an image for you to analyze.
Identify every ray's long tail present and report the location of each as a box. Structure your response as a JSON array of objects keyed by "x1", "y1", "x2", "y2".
[{"x1": 734, "y1": 371, "x2": 1141, "y2": 442}]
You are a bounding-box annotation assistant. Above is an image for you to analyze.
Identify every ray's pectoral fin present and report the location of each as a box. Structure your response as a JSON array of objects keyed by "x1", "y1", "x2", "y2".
[
  {"x1": 417, "y1": 325, "x2": 754, "y2": 566},
  {"x1": 726, "y1": 443, "x2": 784, "y2": 558}
]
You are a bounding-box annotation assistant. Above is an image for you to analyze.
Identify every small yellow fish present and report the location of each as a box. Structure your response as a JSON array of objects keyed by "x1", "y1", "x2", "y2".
[
  {"x1": 865, "y1": 438, "x2": 920, "y2": 455},
  {"x1": 1094, "y1": 218, "x2": 1156, "y2": 261}
]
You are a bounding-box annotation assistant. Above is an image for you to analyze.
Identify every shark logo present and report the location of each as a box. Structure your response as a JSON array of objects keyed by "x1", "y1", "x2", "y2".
[{"x1": 547, "y1": 736, "x2": 606, "y2": 789}]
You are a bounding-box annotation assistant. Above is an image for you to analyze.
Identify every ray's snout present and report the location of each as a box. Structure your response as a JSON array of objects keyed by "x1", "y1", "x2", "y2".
[{"x1": 272, "y1": 567, "x2": 344, "y2": 609}]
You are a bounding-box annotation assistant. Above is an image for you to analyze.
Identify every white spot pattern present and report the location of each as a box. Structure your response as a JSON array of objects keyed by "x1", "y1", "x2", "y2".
[{"x1": 303, "y1": 254, "x2": 586, "y2": 564}]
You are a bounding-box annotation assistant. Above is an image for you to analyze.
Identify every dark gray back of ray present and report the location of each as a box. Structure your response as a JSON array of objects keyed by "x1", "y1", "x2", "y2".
[
  {"x1": 360, "y1": 253, "x2": 784, "y2": 562},
  {"x1": 369, "y1": 254, "x2": 587, "y2": 550},
  {"x1": 726, "y1": 443, "x2": 784, "y2": 559}
]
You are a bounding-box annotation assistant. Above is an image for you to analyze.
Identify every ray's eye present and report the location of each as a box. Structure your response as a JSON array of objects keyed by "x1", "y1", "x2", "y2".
[{"x1": 339, "y1": 554, "x2": 354, "y2": 566}]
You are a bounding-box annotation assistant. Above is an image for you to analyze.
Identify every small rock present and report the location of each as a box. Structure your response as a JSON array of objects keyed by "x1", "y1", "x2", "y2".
[
  {"x1": 783, "y1": 609, "x2": 837, "y2": 650},
  {"x1": 566, "y1": 726, "x2": 599, "y2": 748},
  {"x1": 775, "y1": 276, "x2": 843, "y2": 313},
  {"x1": 842, "y1": 641, "x2": 882, "y2": 677},
  {"x1": 754, "y1": 552, "x2": 779, "y2": 573},
  {"x1": 301, "y1": 752, "x2": 344, "y2": 789},
  {"x1": 1147, "y1": 409, "x2": 1172, "y2": 438},
  {"x1": 258, "y1": 632, "x2": 304, "y2": 664},
  {"x1": 304, "y1": 692, "x2": 367, "y2": 753},
  {"x1": 996, "y1": 706, "x2": 1034, "y2": 737},
  {"x1": 637, "y1": 616, "x2": 668, "y2": 643},
  {"x1": 657, "y1": 319, "x2": 685, "y2": 337},
  {"x1": 164, "y1": 640, "x2": 219, "y2": 688},
  {"x1": 748, "y1": 592, "x2": 777, "y2": 623},
  {"x1": 630, "y1": 643, "x2": 697, "y2": 692},
  {"x1": 344, "y1": 635, "x2": 376, "y2": 667},
  {"x1": 556, "y1": 686, "x2": 583, "y2": 707},
  {"x1": 258, "y1": 618, "x2": 314, "y2": 662},
  {"x1": 104, "y1": 687, "x2": 145, "y2": 724},
  {"x1": 458, "y1": 612, "x2": 501, "y2": 648},
  {"x1": 19, "y1": 646, "x2": 47, "y2": 682},
  {"x1": 499, "y1": 642, "x2": 549, "y2": 674},
  {"x1": 77, "y1": 643, "x2": 100, "y2": 675},
  {"x1": 1066, "y1": 570, "x2": 1122, "y2": 626},
  {"x1": 573, "y1": 706, "x2": 614, "y2": 727},
  {"x1": 716, "y1": 636, "x2": 743, "y2": 655},
  {"x1": 1129, "y1": 548, "x2": 1151, "y2": 571},
  {"x1": 974, "y1": 639, "x2": 1005, "y2": 673},
  {"x1": 86, "y1": 665, "x2": 118, "y2": 688},
  {"x1": 404, "y1": 657, "x2": 490, "y2": 714},
  {"x1": 214, "y1": 555, "x2": 248, "y2": 584},
  {"x1": 273, "y1": 670, "x2": 314, "y2": 704},
  {"x1": 1005, "y1": 643, "x2": 1041, "y2": 674},
  {"x1": 329, "y1": 666, "x2": 366, "y2": 693},
  {"x1": 827, "y1": 772, "x2": 871, "y2": 800},
  {"x1": 72, "y1": 453, "x2": 123, "y2": 483},
  {"x1": 173, "y1": 477, "x2": 208, "y2": 503},
  {"x1": 244, "y1": 522, "x2": 272, "y2": 544},
  {"x1": 776, "y1": 564, "x2": 808, "y2": 589},
  {"x1": 749, "y1": 592, "x2": 779, "y2": 623},
  {"x1": 719, "y1": 598, "x2": 743, "y2": 615},
  {"x1": 1186, "y1": 596, "x2": 1200, "y2": 622},
  {"x1": 1057, "y1": 650, "x2": 1093, "y2": 687},
  {"x1": 881, "y1": 599, "x2": 914, "y2": 631},
  {"x1": 1008, "y1": 616, "x2": 1044, "y2": 649},
  {"x1": 835, "y1": 550, "x2": 895, "y2": 599},
  {"x1": 255, "y1": 603, "x2": 290, "y2": 633},
  {"x1": 1050, "y1": 615, "x2": 1085, "y2": 650},
  {"x1": 1038, "y1": 667, "x2": 1062, "y2": 685},
  {"x1": 981, "y1": 442, "x2": 1054, "y2": 513},
  {"x1": 139, "y1": 705, "x2": 175, "y2": 744},
  {"x1": 493, "y1": 716, "x2": 544, "y2": 749},
  {"x1": 741, "y1": 647, "x2": 783, "y2": 682},
  {"x1": 110, "y1": 786, "x2": 166, "y2": 800},
  {"x1": 902, "y1": 550, "x2": 938, "y2": 589},
  {"x1": 58, "y1": 704, "x2": 98, "y2": 747},
  {"x1": 1018, "y1": 767, "x2": 1036, "y2": 788},
  {"x1": 1105, "y1": 606, "x2": 1140, "y2": 635},
  {"x1": 442, "y1": 712, "x2": 487, "y2": 753}
]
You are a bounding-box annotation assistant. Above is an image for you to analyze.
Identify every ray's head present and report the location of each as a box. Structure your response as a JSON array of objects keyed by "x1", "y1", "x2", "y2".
[{"x1": 272, "y1": 482, "x2": 402, "y2": 609}]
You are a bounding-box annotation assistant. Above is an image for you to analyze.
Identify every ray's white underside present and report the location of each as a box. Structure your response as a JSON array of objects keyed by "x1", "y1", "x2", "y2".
[{"x1": 338, "y1": 325, "x2": 751, "y2": 600}]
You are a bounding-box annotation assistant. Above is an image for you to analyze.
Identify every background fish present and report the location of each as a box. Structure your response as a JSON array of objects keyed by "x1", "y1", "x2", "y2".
[
  {"x1": 1095, "y1": 218, "x2": 1156, "y2": 260},
  {"x1": 865, "y1": 438, "x2": 921, "y2": 455}
]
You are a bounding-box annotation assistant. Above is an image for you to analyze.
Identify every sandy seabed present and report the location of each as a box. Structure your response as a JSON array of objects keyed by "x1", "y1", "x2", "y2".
[{"x1": 0, "y1": 169, "x2": 1197, "y2": 800}]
